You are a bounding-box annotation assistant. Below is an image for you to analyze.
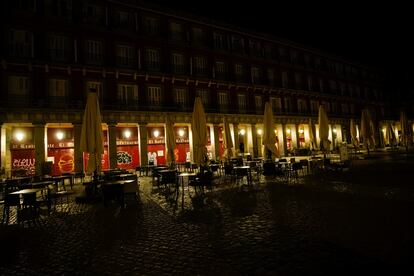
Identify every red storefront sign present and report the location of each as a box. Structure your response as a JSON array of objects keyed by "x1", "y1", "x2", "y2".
[
  {"x1": 174, "y1": 126, "x2": 190, "y2": 163},
  {"x1": 218, "y1": 126, "x2": 224, "y2": 157},
  {"x1": 147, "y1": 127, "x2": 165, "y2": 165},
  {"x1": 11, "y1": 127, "x2": 35, "y2": 176},
  {"x1": 47, "y1": 128, "x2": 75, "y2": 175},
  {"x1": 116, "y1": 126, "x2": 140, "y2": 170},
  {"x1": 11, "y1": 149, "x2": 35, "y2": 176}
]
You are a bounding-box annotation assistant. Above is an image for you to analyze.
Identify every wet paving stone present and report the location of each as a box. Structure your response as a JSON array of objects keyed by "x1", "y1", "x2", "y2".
[{"x1": 1, "y1": 152, "x2": 414, "y2": 275}]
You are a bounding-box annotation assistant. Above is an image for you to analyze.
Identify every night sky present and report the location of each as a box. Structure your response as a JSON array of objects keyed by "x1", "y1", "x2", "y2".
[{"x1": 149, "y1": 0, "x2": 412, "y2": 70}]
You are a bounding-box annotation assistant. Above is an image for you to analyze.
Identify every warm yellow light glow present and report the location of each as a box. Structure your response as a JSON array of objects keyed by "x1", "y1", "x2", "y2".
[
  {"x1": 299, "y1": 129, "x2": 304, "y2": 134},
  {"x1": 274, "y1": 129, "x2": 277, "y2": 134},
  {"x1": 257, "y1": 129, "x2": 263, "y2": 135},
  {"x1": 382, "y1": 127, "x2": 386, "y2": 133},
  {"x1": 56, "y1": 131, "x2": 64, "y2": 140},
  {"x1": 286, "y1": 129, "x2": 291, "y2": 134},
  {"x1": 153, "y1": 130, "x2": 160, "y2": 138},
  {"x1": 15, "y1": 131, "x2": 24, "y2": 142},
  {"x1": 124, "y1": 129, "x2": 131, "y2": 139},
  {"x1": 239, "y1": 129, "x2": 245, "y2": 135},
  {"x1": 333, "y1": 128, "x2": 337, "y2": 133},
  {"x1": 178, "y1": 129, "x2": 185, "y2": 137}
]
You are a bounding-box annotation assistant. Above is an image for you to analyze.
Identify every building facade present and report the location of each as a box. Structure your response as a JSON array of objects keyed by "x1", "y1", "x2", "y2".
[{"x1": 0, "y1": 0, "x2": 405, "y2": 177}]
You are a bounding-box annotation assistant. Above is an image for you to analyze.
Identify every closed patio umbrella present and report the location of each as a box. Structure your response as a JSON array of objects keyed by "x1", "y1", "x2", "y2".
[
  {"x1": 191, "y1": 97, "x2": 208, "y2": 166},
  {"x1": 385, "y1": 122, "x2": 396, "y2": 147},
  {"x1": 223, "y1": 116, "x2": 234, "y2": 160},
  {"x1": 308, "y1": 118, "x2": 316, "y2": 150},
  {"x1": 165, "y1": 115, "x2": 176, "y2": 166},
  {"x1": 360, "y1": 109, "x2": 375, "y2": 152},
  {"x1": 80, "y1": 90, "x2": 104, "y2": 175},
  {"x1": 318, "y1": 105, "x2": 331, "y2": 152},
  {"x1": 262, "y1": 101, "x2": 278, "y2": 159},
  {"x1": 400, "y1": 111, "x2": 413, "y2": 151},
  {"x1": 350, "y1": 119, "x2": 359, "y2": 149}
]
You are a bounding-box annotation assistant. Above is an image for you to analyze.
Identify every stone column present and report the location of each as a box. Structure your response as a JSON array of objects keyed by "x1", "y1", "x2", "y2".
[
  {"x1": 73, "y1": 123, "x2": 83, "y2": 172},
  {"x1": 139, "y1": 124, "x2": 148, "y2": 165},
  {"x1": 34, "y1": 123, "x2": 46, "y2": 177},
  {"x1": 213, "y1": 124, "x2": 220, "y2": 160},
  {"x1": 233, "y1": 123, "x2": 239, "y2": 157},
  {"x1": 251, "y1": 124, "x2": 258, "y2": 158},
  {"x1": 282, "y1": 123, "x2": 288, "y2": 156},
  {"x1": 295, "y1": 124, "x2": 300, "y2": 148},
  {"x1": 108, "y1": 123, "x2": 117, "y2": 169}
]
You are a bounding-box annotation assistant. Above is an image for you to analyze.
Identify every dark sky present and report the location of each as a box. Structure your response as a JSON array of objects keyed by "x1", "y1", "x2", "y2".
[{"x1": 149, "y1": 0, "x2": 412, "y2": 70}]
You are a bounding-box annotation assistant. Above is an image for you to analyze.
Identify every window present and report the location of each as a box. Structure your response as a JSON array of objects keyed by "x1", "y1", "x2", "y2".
[
  {"x1": 319, "y1": 78, "x2": 324, "y2": 93},
  {"x1": 116, "y1": 45, "x2": 136, "y2": 66},
  {"x1": 218, "y1": 91, "x2": 228, "y2": 111},
  {"x1": 231, "y1": 35, "x2": 244, "y2": 53},
  {"x1": 282, "y1": 71, "x2": 288, "y2": 88},
  {"x1": 196, "y1": 89, "x2": 209, "y2": 105},
  {"x1": 297, "y1": 99, "x2": 307, "y2": 113},
  {"x1": 249, "y1": 40, "x2": 261, "y2": 57},
  {"x1": 254, "y1": 95, "x2": 262, "y2": 112},
  {"x1": 146, "y1": 49, "x2": 160, "y2": 71},
  {"x1": 284, "y1": 97, "x2": 293, "y2": 113},
  {"x1": 117, "y1": 84, "x2": 138, "y2": 105},
  {"x1": 341, "y1": 103, "x2": 349, "y2": 114},
  {"x1": 213, "y1": 32, "x2": 226, "y2": 50},
  {"x1": 49, "y1": 35, "x2": 69, "y2": 61},
  {"x1": 171, "y1": 53, "x2": 185, "y2": 74},
  {"x1": 46, "y1": 0, "x2": 72, "y2": 19},
  {"x1": 169, "y1": 22, "x2": 184, "y2": 41},
  {"x1": 290, "y1": 50, "x2": 298, "y2": 64},
  {"x1": 174, "y1": 87, "x2": 189, "y2": 107},
  {"x1": 331, "y1": 102, "x2": 338, "y2": 114},
  {"x1": 270, "y1": 97, "x2": 282, "y2": 113},
  {"x1": 192, "y1": 27, "x2": 205, "y2": 46},
  {"x1": 329, "y1": 80, "x2": 337, "y2": 93},
  {"x1": 279, "y1": 47, "x2": 288, "y2": 62},
  {"x1": 13, "y1": 0, "x2": 37, "y2": 11},
  {"x1": 235, "y1": 64, "x2": 245, "y2": 80},
  {"x1": 322, "y1": 101, "x2": 330, "y2": 113},
  {"x1": 86, "y1": 40, "x2": 103, "y2": 63},
  {"x1": 310, "y1": 100, "x2": 318, "y2": 114},
  {"x1": 86, "y1": 81, "x2": 103, "y2": 101},
  {"x1": 84, "y1": 3, "x2": 105, "y2": 25},
  {"x1": 9, "y1": 29, "x2": 32, "y2": 57},
  {"x1": 264, "y1": 44, "x2": 273, "y2": 59},
  {"x1": 294, "y1": 73, "x2": 302, "y2": 90},
  {"x1": 267, "y1": 69, "x2": 275, "y2": 85},
  {"x1": 215, "y1": 61, "x2": 227, "y2": 79},
  {"x1": 193, "y1": 56, "x2": 207, "y2": 75},
  {"x1": 115, "y1": 10, "x2": 132, "y2": 28},
  {"x1": 8, "y1": 76, "x2": 29, "y2": 96},
  {"x1": 49, "y1": 79, "x2": 68, "y2": 97},
  {"x1": 307, "y1": 76, "x2": 313, "y2": 91},
  {"x1": 251, "y1": 67, "x2": 260, "y2": 84},
  {"x1": 350, "y1": 104, "x2": 355, "y2": 115},
  {"x1": 148, "y1": 86, "x2": 161, "y2": 105},
  {"x1": 237, "y1": 94, "x2": 247, "y2": 112},
  {"x1": 143, "y1": 16, "x2": 160, "y2": 35}
]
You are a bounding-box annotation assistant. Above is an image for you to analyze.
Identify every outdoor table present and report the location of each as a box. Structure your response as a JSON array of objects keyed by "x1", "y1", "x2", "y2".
[
  {"x1": 101, "y1": 179, "x2": 134, "y2": 207},
  {"x1": 142, "y1": 165, "x2": 155, "y2": 176},
  {"x1": 178, "y1": 172, "x2": 197, "y2": 210},
  {"x1": 233, "y1": 166, "x2": 252, "y2": 185}
]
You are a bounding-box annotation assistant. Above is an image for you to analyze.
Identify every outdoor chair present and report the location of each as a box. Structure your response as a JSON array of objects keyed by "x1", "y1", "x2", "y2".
[
  {"x1": 123, "y1": 177, "x2": 140, "y2": 204},
  {"x1": 188, "y1": 170, "x2": 213, "y2": 194},
  {"x1": 2, "y1": 193, "x2": 21, "y2": 224}
]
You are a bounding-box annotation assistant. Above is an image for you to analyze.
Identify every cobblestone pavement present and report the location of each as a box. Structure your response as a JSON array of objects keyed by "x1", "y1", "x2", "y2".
[{"x1": 1, "y1": 151, "x2": 414, "y2": 275}]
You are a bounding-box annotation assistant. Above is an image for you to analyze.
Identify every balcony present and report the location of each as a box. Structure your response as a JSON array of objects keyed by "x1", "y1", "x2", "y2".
[
  {"x1": 8, "y1": 43, "x2": 31, "y2": 58},
  {"x1": 116, "y1": 56, "x2": 137, "y2": 68}
]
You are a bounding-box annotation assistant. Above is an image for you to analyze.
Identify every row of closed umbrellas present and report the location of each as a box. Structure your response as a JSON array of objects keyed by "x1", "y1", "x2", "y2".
[{"x1": 80, "y1": 90, "x2": 413, "y2": 175}]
